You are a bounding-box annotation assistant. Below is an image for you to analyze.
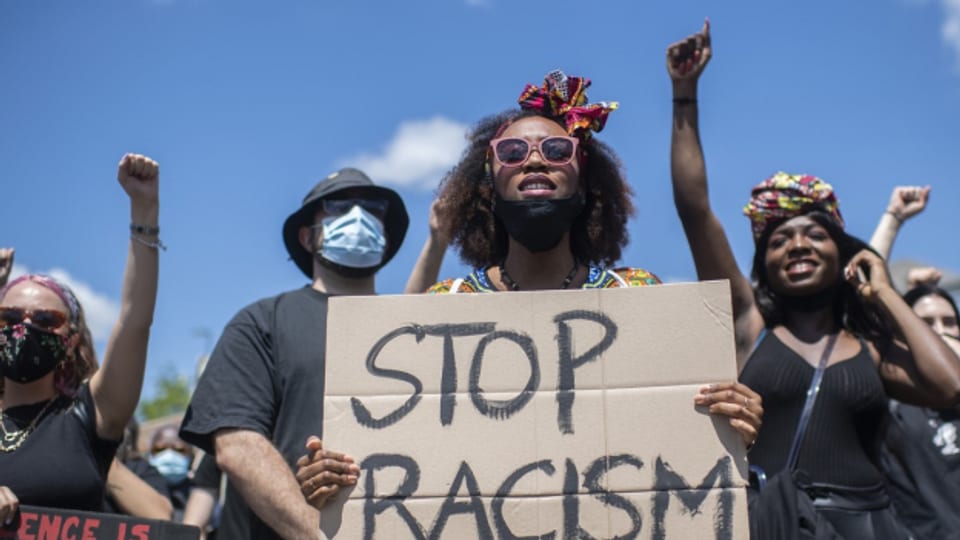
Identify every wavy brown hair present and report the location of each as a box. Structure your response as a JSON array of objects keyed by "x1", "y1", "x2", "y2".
[
  {"x1": 0, "y1": 275, "x2": 98, "y2": 399},
  {"x1": 438, "y1": 109, "x2": 634, "y2": 268}
]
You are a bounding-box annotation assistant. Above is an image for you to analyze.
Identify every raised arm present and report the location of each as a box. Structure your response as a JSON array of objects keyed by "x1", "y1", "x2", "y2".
[
  {"x1": 668, "y1": 20, "x2": 762, "y2": 364},
  {"x1": 404, "y1": 198, "x2": 450, "y2": 294},
  {"x1": 868, "y1": 185, "x2": 930, "y2": 259},
  {"x1": 846, "y1": 251, "x2": 960, "y2": 407},
  {"x1": 91, "y1": 154, "x2": 160, "y2": 439}
]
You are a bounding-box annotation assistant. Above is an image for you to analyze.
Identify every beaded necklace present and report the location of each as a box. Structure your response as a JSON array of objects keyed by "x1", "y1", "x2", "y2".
[{"x1": 498, "y1": 259, "x2": 579, "y2": 291}]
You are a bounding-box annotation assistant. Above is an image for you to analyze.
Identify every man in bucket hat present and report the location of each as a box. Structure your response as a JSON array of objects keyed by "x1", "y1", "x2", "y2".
[{"x1": 180, "y1": 168, "x2": 409, "y2": 540}]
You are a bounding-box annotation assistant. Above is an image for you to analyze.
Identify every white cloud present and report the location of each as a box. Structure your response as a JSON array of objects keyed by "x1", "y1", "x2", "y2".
[
  {"x1": 8, "y1": 264, "x2": 119, "y2": 342},
  {"x1": 943, "y1": 0, "x2": 960, "y2": 67},
  {"x1": 339, "y1": 117, "x2": 469, "y2": 191}
]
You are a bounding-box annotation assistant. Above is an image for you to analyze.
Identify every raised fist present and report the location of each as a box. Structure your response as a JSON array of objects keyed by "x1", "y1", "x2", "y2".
[
  {"x1": 117, "y1": 153, "x2": 159, "y2": 206},
  {"x1": 887, "y1": 185, "x2": 930, "y2": 222},
  {"x1": 667, "y1": 19, "x2": 712, "y2": 82}
]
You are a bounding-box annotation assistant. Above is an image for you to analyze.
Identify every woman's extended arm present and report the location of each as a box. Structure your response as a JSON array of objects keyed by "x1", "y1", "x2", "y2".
[
  {"x1": 847, "y1": 250, "x2": 960, "y2": 407},
  {"x1": 668, "y1": 20, "x2": 762, "y2": 366},
  {"x1": 91, "y1": 154, "x2": 161, "y2": 439},
  {"x1": 868, "y1": 185, "x2": 930, "y2": 259}
]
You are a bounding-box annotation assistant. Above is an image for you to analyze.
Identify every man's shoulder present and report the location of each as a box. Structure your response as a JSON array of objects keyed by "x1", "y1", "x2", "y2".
[{"x1": 229, "y1": 287, "x2": 328, "y2": 323}]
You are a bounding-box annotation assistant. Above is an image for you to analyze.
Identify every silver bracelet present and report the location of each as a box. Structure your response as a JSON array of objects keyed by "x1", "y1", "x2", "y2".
[
  {"x1": 130, "y1": 234, "x2": 167, "y2": 251},
  {"x1": 130, "y1": 223, "x2": 160, "y2": 236}
]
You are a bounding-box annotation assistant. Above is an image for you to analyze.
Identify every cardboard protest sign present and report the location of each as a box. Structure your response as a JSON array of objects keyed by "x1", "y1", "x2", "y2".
[
  {"x1": 0, "y1": 505, "x2": 200, "y2": 540},
  {"x1": 321, "y1": 281, "x2": 749, "y2": 539}
]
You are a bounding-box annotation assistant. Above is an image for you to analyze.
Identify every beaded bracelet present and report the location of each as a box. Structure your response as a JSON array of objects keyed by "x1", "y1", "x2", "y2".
[{"x1": 131, "y1": 234, "x2": 167, "y2": 251}]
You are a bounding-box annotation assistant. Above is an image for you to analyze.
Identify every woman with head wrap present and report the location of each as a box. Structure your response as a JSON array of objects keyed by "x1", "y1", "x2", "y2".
[
  {"x1": 0, "y1": 154, "x2": 160, "y2": 524},
  {"x1": 668, "y1": 20, "x2": 960, "y2": 538},
  {"x1": 296, "y1": 67, "x2": 766, "y2": 519},
  {"x1": 424, "y1": 69, "x2": 763, "y2": 445}
]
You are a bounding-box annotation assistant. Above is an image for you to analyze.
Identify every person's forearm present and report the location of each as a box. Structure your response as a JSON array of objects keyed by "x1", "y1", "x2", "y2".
[
  {"x1": 868, "y1": 211, "x2": 902, "y2": 260},
  {"x1": 106, "y1": 459, "x2": 173, "y2": 520},
  {"x1": 670, "y1": 80, "x2": 710, "y2": 220},
  {"x1": 182, "y1": 487, "x2": 217, "y2": 536},
  {"x1": 404, "y1": 234, "x2": 448, "y2": 294},
  {"x1": 94, "y1": 202, "x2": 160, "y2": 437},
  {"x1": 216, "y1": 430, "x2": 322, "y2": 539},
  {"x1": 879, "y1": 287, "x2": 960, "y2": 406}
]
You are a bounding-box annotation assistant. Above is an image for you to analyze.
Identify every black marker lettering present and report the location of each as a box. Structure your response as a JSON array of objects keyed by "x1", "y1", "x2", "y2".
[
  {"x1": 470, "y1": 330, "x2": 540, "y2": 421},
  {"x1": 554, "y1": 310, "x2": 618, "y2": 434},
  {"x1": 651, "y1": 456, "x2": 734, "y2": 540},
  {"x1": 493, "y1": 460, "x2": 557, "y2": 540},
  {"x1": 361, "y1": 454, "x2": 427, "y2": 540},
  {"x1": 582, "y1": 454, "x2": 644, "y2": 540},
  {"x1": 429, "y1": 462, "x2": 493, "y2": 540}
]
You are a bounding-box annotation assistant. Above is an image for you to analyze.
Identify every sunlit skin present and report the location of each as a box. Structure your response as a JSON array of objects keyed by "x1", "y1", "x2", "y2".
[
  {"x1": 913, "y1": 294, "x2": 960, "y2": 338},
  {"x1": 763, "y1": 215, "x2": 841, "y2": 297},
  {"x1": 0, "y1": 281, "x2": 74, "y2": 405},
  {"x1": 492, "y1": 116, "x2": 581, "y2": 201}
]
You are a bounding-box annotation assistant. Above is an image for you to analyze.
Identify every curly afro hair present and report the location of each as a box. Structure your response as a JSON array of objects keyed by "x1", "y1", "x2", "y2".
[{"x1": 437, "y1": 109, "x2": 634, "y2": 269}]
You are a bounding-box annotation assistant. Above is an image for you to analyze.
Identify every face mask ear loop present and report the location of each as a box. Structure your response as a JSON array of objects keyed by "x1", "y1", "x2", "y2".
[{"x1": 310, "y1": 221, "x2": 325, "y2": 260}]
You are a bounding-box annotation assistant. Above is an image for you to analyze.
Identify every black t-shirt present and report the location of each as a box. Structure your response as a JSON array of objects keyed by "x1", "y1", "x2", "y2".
[
  {"x1": 192, "y1": 453, "x2": 222, "y2": 491},
  {"x1": 0, "y1": 383, "x2": 120, "y2": 511},
  {"x1": 180, "y1": 287, "x2": 328, "y2": 540},
  {"x1": 881, "y1": 402, "x2": 960, "y2": 540}
]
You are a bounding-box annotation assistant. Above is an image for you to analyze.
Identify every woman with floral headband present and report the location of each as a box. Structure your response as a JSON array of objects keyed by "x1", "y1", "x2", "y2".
[
  {"x1": 0, "y1": 153, "x2": 160, "y2": 524},
  {"x1": 423, "y1": 69, "x2": 763, "y2": 448},
  {"x1": 668, "y1": 20, "x2": 960, "y2": 538}
]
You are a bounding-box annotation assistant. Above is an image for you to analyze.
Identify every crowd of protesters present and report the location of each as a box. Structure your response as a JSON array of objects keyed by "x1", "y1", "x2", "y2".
[{"x1": 1, "y1": 19, "x2": 958, "y2": 540}]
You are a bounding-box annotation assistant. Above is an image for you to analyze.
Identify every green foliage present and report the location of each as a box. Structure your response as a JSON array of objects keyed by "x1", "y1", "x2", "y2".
[{"x1": 139, "y1": 374, "x2": 191, "y2": 420}]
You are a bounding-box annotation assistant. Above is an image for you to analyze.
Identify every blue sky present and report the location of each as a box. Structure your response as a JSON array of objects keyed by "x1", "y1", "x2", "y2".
[{"x1": 3, "y1": 0, "x2": 959, "y2": 401}]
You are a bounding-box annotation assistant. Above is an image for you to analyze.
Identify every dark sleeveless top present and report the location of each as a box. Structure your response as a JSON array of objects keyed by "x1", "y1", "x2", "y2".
[{"x1": 739, "y1": 332, "x2": 888, "y2": 487}]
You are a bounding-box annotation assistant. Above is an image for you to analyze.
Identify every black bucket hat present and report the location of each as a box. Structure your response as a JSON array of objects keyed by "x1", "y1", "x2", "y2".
[{"x1": 282, "y1": 168, "x2": 409, "y2": 278}]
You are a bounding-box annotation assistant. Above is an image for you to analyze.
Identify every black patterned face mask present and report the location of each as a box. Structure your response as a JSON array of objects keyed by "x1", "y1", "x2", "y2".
[{"x1": 0, "y1": 323, "x2": 67, "y2": 383}]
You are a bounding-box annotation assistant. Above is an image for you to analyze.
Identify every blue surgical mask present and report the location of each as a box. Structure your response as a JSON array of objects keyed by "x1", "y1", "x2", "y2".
[
  {"x1": 149, "y1": 449, "x2": 190, "y2": 485},
  {"x1": 318, "y1": 205, "x2": 387, "y2": 270}
]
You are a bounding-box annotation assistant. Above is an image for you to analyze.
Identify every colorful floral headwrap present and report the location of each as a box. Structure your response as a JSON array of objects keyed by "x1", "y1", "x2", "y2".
[
  {"x1": 516, "y1": 70, "x2": 618, "y2": 140},
  {"x1": 743, "y1": 172, "x2": 844, "y2": 242}
]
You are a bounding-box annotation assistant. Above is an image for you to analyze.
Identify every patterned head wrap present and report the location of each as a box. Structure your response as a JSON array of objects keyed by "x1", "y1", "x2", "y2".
[
  {"x1": 743, "y1": 172, "x2": 844, "y2": 242},
  {"x1": 0, "y1": 274, "x2": 82, "y2": 327},
  {"x1": 517, "y1": 70, "x2": 618, "y2": 140}
]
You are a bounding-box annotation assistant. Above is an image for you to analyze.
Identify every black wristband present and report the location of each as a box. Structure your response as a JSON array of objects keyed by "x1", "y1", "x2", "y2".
[
  {"x1": 130, "y1": 223, "x2": 160, "y2": 236},
  {"x1": 673, "y1": 97, "x2": 698, "y2": 105}
]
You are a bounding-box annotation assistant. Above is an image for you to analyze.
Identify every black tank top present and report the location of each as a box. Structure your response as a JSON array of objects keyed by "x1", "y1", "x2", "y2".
[{"x1": 740, "y1": 331, "x2": 888, "y2": 487}]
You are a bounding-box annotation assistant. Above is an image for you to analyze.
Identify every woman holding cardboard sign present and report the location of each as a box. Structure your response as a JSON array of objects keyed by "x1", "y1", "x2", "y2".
[
  {"x1": 667, "y1": 20, "x2": 960, "y2": 538},
  {"x1": 293, "y1": 70, "x2": 765, "y2": 513},
  {"x1": 421, "y1": 69, "x2": 763, "y2": 447}
]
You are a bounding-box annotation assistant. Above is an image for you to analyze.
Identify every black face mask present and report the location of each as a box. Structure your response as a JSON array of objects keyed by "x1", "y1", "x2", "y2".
[
  {"x1": 0, "y1": 323, "x2": 66, "y2": 383},
  {"x1": 493, "y1": 193, "x2": 584, "y2": 253},
  {"x1": 778, "y1": 285, "x2": 839, "y2": 313}
]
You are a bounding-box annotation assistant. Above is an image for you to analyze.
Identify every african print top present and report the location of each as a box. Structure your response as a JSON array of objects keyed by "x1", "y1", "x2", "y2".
[{"x1": 427, "y1": 266, "x2": 660, "y2": 294}]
